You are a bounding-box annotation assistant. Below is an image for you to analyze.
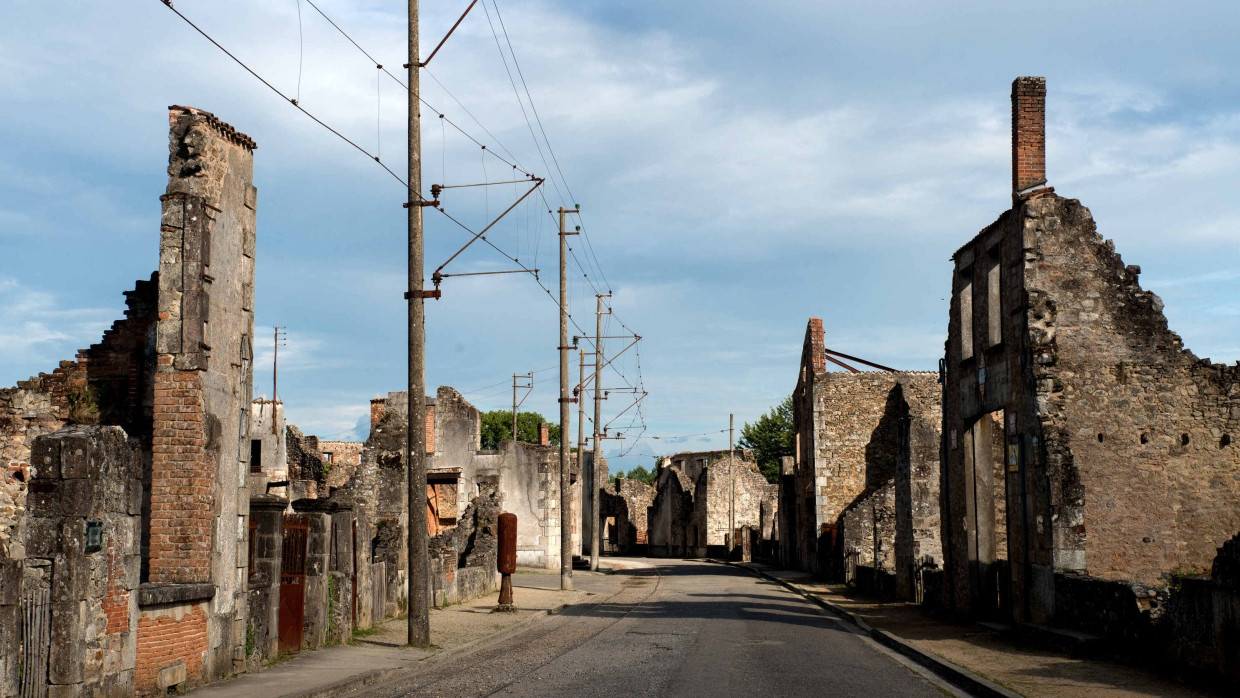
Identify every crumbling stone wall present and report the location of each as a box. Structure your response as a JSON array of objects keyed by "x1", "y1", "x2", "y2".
[
  {"x1": 248, "y1": 400, "x2": 287, "y2": 498},
  {"x1": 790, "y1": 328, "x2": 942, "y2": 585},
  {"x1": 648, "y1": 450, "x2": 776, "y2": 558},
  {"x1": 132, "y1": 106, "x2": 258, "y2": 695},
  {"x1": 21, "y1": 427, "x2": 142, "y2": 695},
  {"x1": 942, "y1": 77, "x2": 1240, "y2": 626},
  {"x1": 245, "y1": 495, "x2": 285, "y2": 668},
  {"x1": 1, "y1": 276, "x2": 158, "y2": 560},
  {"x1": 601, "y1": 477, "x2": 655, "y2": 553},
  {"x1": 648, "y1": 462, "x2": 695, "y2": 556},
  {"x1": 428, "y1": 483, "x2": 500, "y2": 606},
  {"x1": 320, "y1": 440, "x2": 363, "y2": 490}
]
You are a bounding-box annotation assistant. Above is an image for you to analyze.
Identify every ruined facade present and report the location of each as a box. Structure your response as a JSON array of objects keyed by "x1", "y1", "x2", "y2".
[
  {"x1": 790, "y1": 318, "x2": 942, "y2": 598},
  {"x1": 648, "y1": 449, "x2": 777, "y2": 558},
  {"x1": 940, "y1": 78, "x2": 1240, "y2": 633},
  {"x1": 601, "y1": 477, "x2": 655, "y2": 554},
  {"x1": 1, "y1": 106, "x2": 259, "y2": 695}
]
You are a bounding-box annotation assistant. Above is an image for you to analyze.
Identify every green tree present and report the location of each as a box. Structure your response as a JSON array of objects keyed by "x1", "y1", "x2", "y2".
[
  {"x1": 611, "y1": 464, "x2": 656, "y2": 485},
  {"x1": 479, "y1": 410, "x2": 561, "y2": 450},
  {"x1": 738, "y1": 395, "x2": 794, "y2": 484}
]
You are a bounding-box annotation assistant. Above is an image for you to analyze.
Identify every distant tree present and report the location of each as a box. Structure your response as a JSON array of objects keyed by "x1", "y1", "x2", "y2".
[
  {"x1": 738, "y1": 395, "x2": 794, "y2": 484},
  {"x1": 479, "y1": 410, "x2": 561, "y2": 450},
  {"x1": 612, "y1": 464, "x2": 656, "y2": 485}
]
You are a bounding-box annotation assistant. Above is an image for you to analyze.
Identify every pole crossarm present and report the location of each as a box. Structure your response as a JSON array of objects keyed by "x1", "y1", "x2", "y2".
[
  {"x1": 419, "y1": 0, "x2": 478, "y2": 67},
  {"x1": 604, "y1": 391, "x2": 647, "y2": 430},
  {"x1": 433, "y1": 178, "x2": 543, "y2": 279},
  {"x1": 580, "y1": 336, "x2": 640, "y2": 387}
]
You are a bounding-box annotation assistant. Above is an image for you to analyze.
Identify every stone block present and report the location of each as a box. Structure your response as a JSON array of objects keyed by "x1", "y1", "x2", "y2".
[
  {"x1": 48, "y1": 600, "x2": 85, "y2": 684},
  {"x1": 31, "y1": 437, "x2": 61, "y2": 480},
  {"x1": 157, "y1": 660, "x2": 187, "y2": 690}
]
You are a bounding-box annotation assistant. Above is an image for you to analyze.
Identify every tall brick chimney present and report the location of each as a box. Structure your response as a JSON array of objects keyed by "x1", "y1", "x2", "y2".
[
  {"x1": 1012, "y1": 76, "x2": 1047, "y2": 196},
  {"x1": 539, "y1": 422, "x2": 550, "y2": 446}
]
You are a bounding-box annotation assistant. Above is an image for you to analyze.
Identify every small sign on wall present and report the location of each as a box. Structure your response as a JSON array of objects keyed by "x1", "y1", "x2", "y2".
[{"x1": 85, "y1": 521, "x2": 103, "y2": 554}]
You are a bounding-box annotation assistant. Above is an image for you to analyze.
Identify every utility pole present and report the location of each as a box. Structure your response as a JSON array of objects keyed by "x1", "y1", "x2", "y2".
[
  {"x1": 272, "y1": 327, "x2": 285, "y2": 434},
  {"x1": 728, "y1": 413, "x2": 735, "y2": 561},
  {"x1": 590, "y1": 293, "x2": 611, "y2": 571},
  {"x1": 406, "y1": 0, "x2": 430, "y2": 648},
  {"x1": 511, "y1": 372, "x2": 532, "y2": 443},
  {"x1": 577, "y1": 349, "x2": 586, "y2": 479},
  {"x1": 558, "y1": 206, "x2": 579, "y2": 590}
]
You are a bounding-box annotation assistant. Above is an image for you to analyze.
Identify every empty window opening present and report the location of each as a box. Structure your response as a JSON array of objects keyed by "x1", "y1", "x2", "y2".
[
  {"x1": 1140, "y1": 433, "x2": 1149, "y2": 444},
  {"x1": 1181, "y1": 433, "x2": 1191, "y2": 446},
  {"x1": 986, "y1": 249, "x2": 1002, "y2": 347},
  {"x1": 1221, "y1": 434, "x2": 1232, "y2": 449},
  {"x1": 250, "y1": 439, "x2": 262, "y2": 473},
  {"x1": 960, "y1": 279, "x2": 974, "y2": 361},
  {"x1": 1097, "y1": 433, "x2": 1105, "y2": 443}
]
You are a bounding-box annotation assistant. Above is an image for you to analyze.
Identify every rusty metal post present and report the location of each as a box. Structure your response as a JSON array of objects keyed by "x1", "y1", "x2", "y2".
[{"x1": 494, "y1": 512, "x2": 517, "y2": 612}]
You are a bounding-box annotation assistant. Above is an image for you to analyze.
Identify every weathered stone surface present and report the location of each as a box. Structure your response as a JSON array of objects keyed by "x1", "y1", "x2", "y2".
[{"x1": 649, "y1": 449, "x2": 776, "y2": 558}]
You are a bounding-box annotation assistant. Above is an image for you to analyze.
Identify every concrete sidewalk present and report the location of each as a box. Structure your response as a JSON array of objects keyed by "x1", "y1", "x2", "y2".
[
  {"x1": 185, "y1": 568, "x2": 615, "y2": 698},
  {"x1": 733, "y1": 561, "x2": 1222, "y2": 698}
]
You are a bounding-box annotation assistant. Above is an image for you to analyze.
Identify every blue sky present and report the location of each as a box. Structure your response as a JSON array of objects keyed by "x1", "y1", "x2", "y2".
[{"x1": 2, "y1": 0, "x2": 1239, "y2": 473}]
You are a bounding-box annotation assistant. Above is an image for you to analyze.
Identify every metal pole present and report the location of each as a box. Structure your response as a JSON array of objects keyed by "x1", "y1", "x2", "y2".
[
  {"x1": 406, "y1": 0, "x2": 430, "y2": 648},
  {"x1": 729, "y1": 413, "x2": 735, "y2": 561},
  {"x1": 590, "y1": 294, "x2": 608, "y2": 571},
  {"x1": 512, "y1": 373, "x2": 519, "y2": 443},
  {"x1": 273, "y1": 326, "x2": 278, "y2": 404},
  {"x1": 558, "y1": 207, "x2": 578, "y2": 590}
]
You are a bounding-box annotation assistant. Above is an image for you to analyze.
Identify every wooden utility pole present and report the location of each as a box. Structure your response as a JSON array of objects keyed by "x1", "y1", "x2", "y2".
[
  {"x1": 577, "y1": 349, "x2": 586, "y2": 480},
  {"x1": 590, "y1": 293, "x2": 610, "y2": 571},
  {"x1": 406, "y1": 0, "x2": 430, "y2": 648},
  {"x1": 728, "y1": 413, "x2": 735, "y2": 561},
  {"x1": 558, "y1": 206, "x2": 579, "y2": 590}
]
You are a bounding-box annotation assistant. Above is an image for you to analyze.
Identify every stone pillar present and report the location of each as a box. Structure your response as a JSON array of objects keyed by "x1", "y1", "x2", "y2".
[
  {"x1": 247, "y1": 495, "x2": 286, "y2": 667},
  {"x1": 1012, "y1": 76, "x2": 1047, "y2": 195},
  {"x1": 328, "y1": 505, "x2": 354, "y2": 644},
  {"x1": 25, "y1": 426, "x2": 142, "y2": 696},
  {"x1": 291, "y1": 498, "x2": 353, "y2": 647}
]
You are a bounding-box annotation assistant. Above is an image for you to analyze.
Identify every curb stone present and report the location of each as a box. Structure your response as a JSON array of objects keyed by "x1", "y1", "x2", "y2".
[{"x1": 718, "y1": 560, "x2": 1022, "y2": 698}]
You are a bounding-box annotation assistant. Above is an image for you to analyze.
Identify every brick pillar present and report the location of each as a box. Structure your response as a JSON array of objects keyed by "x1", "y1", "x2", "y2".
[
  {"x1": 1012, "y1": 76, "x2": 1047, "y2": 195},
  {"x1": 539, "y1": 422, "x2": 550, "y2": 446},
  {"x1": 806, "y1": 318, "x2": 826, "y2": 374},
  {"x1": 370, "y1": 398, "x2": 387, "y2": 432}
]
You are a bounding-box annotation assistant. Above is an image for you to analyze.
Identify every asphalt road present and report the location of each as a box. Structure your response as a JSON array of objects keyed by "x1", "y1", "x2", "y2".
[{"x1": 349, "y1": 559, "x2": 959, "y2": 697}]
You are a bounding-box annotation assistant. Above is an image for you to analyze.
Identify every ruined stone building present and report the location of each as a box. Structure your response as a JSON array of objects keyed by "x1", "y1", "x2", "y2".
[
  {"x1": 0, "y1": 107, "x2": 259, "y2": 696},
  {"x1": 648, "y1": 449, "x2": 777, "y2": 558},
  {"x1": 601, "y1": 476, "x2": 655, "y2": 554},
  {"x1": 334, "y1": 386, "x2": 583, "y2": 617},
  {"x1": 789, "y1": 318, "x2": 942, "y2": 599},
  {"x1": 940, "y1": 76, "x2": 1240, "y2": 656}
]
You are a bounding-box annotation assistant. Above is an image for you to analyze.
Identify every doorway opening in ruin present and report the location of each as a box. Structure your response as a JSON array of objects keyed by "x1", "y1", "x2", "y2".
[{"x1": 963, "y1": 410, "x2": 1010, "y2": 617}]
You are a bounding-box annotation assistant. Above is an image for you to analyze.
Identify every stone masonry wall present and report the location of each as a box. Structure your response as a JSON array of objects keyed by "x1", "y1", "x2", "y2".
[
  {"x1": 24, "y1": 427, "x2": 143, "y2": 695},
  {"x1": 1, "y1": 275, "x2": 159, "y2": 560},
  {"x1": 1019, "y1": 194, "x2": 1240, "y2": 585},
  {"x1": 138, "y1": 105, "x2": 258, "y2": 694}
]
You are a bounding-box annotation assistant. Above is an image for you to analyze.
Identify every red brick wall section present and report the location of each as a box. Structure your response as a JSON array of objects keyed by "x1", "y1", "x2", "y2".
[
  {"x1": 135, "y1": 604, "x2": 208, "y2": 695},
  {"x1": 103, "y1": 541, "x2": 130, "y2": 634},
  {"x1": 1012, "y1": 76, "x2": 1047, "y2": 193},
  {"x1": 426, "y1": 404, "x2": 436, "y2": 454},
  {"x1": 805, "y1": 318, "x2": 826, "y2": 375},
  {"x1": 148, "y1": 360, "x2": 213, "y2": 583}
]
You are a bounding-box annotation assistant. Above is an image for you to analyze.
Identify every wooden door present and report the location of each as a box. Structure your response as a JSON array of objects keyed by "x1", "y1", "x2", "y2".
[{"x1": 279, "y1": 513, "x2": 308, "y2": 654}]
